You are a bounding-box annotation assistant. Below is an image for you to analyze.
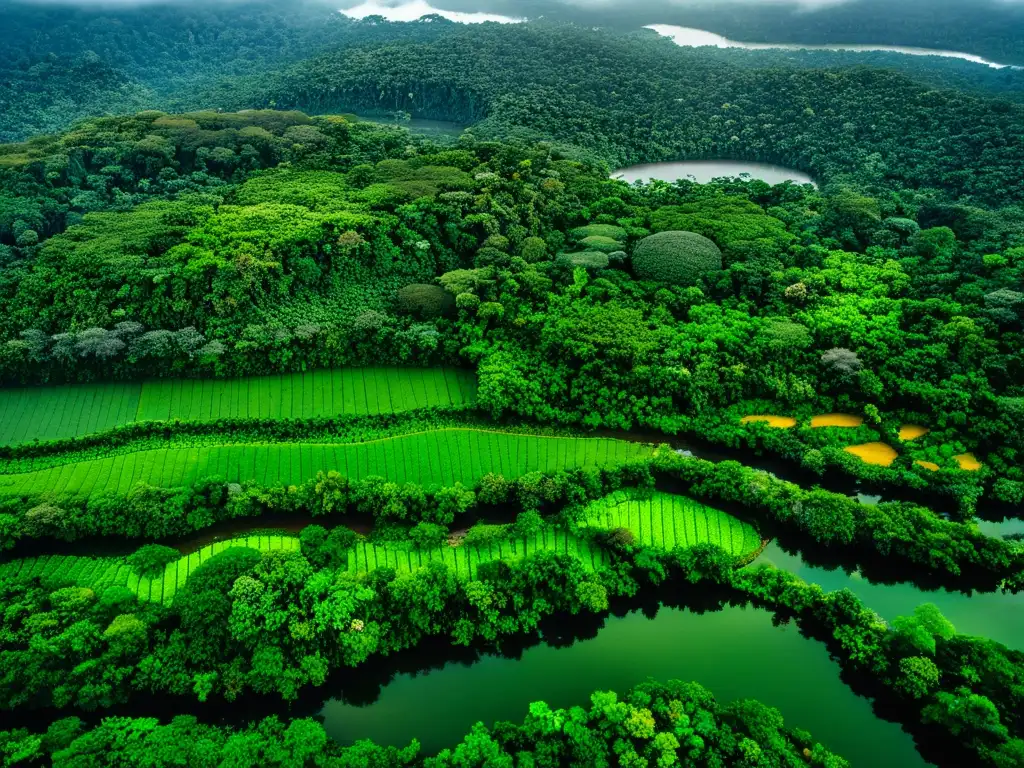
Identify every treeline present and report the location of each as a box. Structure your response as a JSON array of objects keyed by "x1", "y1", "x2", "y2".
[
  {"x1": 3, "y1": 450, "x2": 1019, "y2": 594},
  {"x1": 1, "y1": 678, "x2": 845, "y2": 767}
]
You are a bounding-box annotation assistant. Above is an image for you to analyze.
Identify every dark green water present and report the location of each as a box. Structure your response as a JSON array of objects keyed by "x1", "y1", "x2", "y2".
[
  {"x1": 756, "y1": 542, "x2": 1024, "y2": 650},
  {"x1": 321, "y1": 601, "x2": 927, "y2": 766},
  {"x1": 319, "y1": 537, "x2": 1024, "y2": 766}
]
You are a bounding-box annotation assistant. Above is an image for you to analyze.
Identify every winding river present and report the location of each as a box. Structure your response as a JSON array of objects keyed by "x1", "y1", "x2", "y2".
[
  {"x1": 320, "y1": 601, "x2": 926, "y2": 766},
  {"x1": 315, "y1": 536, "x2": 1022, "y2": 764},
  {"x1": 646, "y1": 25, "x2": 1021, "y2": 71}
]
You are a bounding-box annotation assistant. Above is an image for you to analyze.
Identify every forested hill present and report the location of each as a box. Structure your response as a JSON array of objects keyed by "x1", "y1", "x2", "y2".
[
  {"x1": 0, "y1": 0, "x2": 450, "y2": 142},
  {"x1": 472, "y1": 0, "x2": 1024, "y2": 67},
  {"x1": 203, "y1": 23, "x2": 1024, "y2": 207}
]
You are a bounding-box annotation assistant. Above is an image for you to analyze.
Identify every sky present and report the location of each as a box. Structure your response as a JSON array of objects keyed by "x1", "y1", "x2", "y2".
[
  {"x1": 8, "y1": 0, "x2": 1024, "y2": 11},
  {"x1": 8, "y1": 0, "x2": 1024, "y2": 6}
]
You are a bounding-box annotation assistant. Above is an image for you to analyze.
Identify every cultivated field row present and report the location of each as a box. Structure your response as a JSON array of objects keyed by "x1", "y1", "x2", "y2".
[
  {"x1": 0, "y1": 367, "x2": 477, "y2": 446},
  {"x1": 0, "y1": 496, "x2": 760, "y2": 604},
  {"x1": 0, "y1": 429, "x2": 652, "y2": 498},
  {"x1": 581, "y1": 490, "x2": 761, "y2": 556}
]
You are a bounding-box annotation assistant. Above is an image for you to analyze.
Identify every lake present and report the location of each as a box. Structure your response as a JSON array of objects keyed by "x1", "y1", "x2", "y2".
[
  {"x1": 320, "y1": 601, "x2": 927, "y2": 766},
  {"x1": 647, "y1": 25, "x2": 1021, "y2": 71},
  {"x1": 613, "y1": 160, "x2": 815, "y2": 186}
]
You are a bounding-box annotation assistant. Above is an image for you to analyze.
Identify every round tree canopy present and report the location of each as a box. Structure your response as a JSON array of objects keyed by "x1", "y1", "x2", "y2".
[
  {"x1": 632, "y1": 231, "x2": 722, "y2": 286},
  {"x1": 396, "y1": 284, "x2": 455, "y2": 319}
]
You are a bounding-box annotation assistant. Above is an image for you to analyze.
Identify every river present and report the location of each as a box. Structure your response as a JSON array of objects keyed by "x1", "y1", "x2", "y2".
[
  {"x1": 315, "y1": 534, "x2": 1022, "y2": 764},
  {"x1": 337, "y1": 3, "x2": 1020, "y2": 70},
  {"x1": 320, "y1": 599, "x2": 927, "y2": 766},
  {"x1": 613, "y1": 160, "x2": 815, "y2": 186},
  {"x1": 647, "y1": 25, "x2": 1022, "y2": 71}
]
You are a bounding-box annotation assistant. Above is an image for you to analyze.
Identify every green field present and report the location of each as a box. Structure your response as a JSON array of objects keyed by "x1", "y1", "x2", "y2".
[
  {"x1": 0, "y1": 492, "x2": 756, "y2": 604},
  {"x1": 0, "y1": 535, "x2": 299, "y2": 604},
  {"x1": 580, "y1": 490, "x2": 762, "y2": 558},
  {"x1": 0, "y1": 367, "x2": 476, "y2": 446},
  {"x1": 0, "y1": 531, "x2": 605, "y2": 605},
  {"x1": 0, "y1": 429, "x2": 651, "y2": 498}
]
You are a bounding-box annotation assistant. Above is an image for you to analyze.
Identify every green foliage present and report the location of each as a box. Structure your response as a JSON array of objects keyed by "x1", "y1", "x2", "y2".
[
  {"x1": 570, "y1": 224, "x2": 628, "y2": 243},
  {"x1": 631, "y1": 231, "x2": 723, "y2": 286},
  {"x1": 396, "y1": 284, "x2": 455, "y2": 319},
  {"x1": 578, "y1": 235, "x2": 623, "y2": 253},
  {"x1": 565, "y1": 251, "x2": 610, "y2": 270},
  {"x1": 126, "y1": 544, "x2": 179, "y2": 578}
]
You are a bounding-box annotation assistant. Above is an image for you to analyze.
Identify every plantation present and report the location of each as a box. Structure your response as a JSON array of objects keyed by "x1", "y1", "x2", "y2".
[
  {"x1": 0, "y1": 535, "x2": 298, "y2": 604},
  {"x1": 0, "y1": 368, "x2": 475, "y2": 446},
  {"x1": 0, "y1": 488, "x2": 762, "y2": 604},
  {"x1": 580, "y1": 490, "x2": 762, "y2": 558},
  {"x1": 0, "y1": 430, "x2": 651, "y2": 498}
]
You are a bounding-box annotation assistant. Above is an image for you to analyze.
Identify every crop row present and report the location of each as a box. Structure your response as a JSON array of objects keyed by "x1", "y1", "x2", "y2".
[
  {"x1": 0, "y1": 535, "x2": 300, "y2": 604},
  {"x1": 0, "y1": 430, "x2": 651, "y2": 498},
  {"x1": 0, "y1": 493, "x2": 756, "y2": 603},
  {"x1": 581, "y1": 490, "x2": 761, "y2": 557},
  {"x1": 0, "y1": 367, "x2": 476, "y2": 446}
]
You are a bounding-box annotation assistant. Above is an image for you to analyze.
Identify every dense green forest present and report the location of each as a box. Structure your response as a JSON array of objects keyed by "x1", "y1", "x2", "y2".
[
  {"x1": 1, "y1": 6, "x2": 1024, "y2": 768},
  {"x1": 470, "y1": 0, "x2": 1024, "y2": 66}
]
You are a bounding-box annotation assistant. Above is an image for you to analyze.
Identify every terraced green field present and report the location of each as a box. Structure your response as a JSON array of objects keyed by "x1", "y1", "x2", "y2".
[
  {"x1": 0, "y1": 430, "x2": 651, "y2": 498},
  {"x1": 0, "y1": 535, "x2": 299, "y2": 604},
  {"x1": 0, "y1": 493, "x2": 756, "y2": 603},
  {"x1": 0, "y1": 367, "x2": 476, "y2": 445},
  {"x1": 348, "y1": 527, "x2": 611, "y2": 579},
  {"x1": 581, "y1": 490, "x2": 762, "y2": 558},
  {"x1": 0, "y1": 532, "x2": 604, "y2": 605}
]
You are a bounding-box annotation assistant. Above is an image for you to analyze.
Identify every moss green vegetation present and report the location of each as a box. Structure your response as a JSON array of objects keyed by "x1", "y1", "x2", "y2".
[
  {"x1": 0, "y1": 535, "x2": 298, "y2": 605},
  {"x1": 631, "y1": 230, "x2": 723, "y2": 286},
  {"x1": 0, "y1": 430, "x2": 650, "y2": 498},
  {"x1": 0, "y1": 368, "x2": 475, "y2": 446},
  {"x1": 580, "y1": 490, "x2": 762, "y2": 558}
]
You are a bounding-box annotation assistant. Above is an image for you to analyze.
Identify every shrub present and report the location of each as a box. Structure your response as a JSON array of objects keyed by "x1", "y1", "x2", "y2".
[
  {"x1": 477, "y1": 302, "x2": 505, "y2": 322},
  {"x1": 632, "y1": 231, "x2": 722, "y2": 286},
  {"x1": 566, "y1": 251, "x2": 610, "y2": 270},
  {"x1": 463, "y1": 524, "x2": 510, "y2": 548},
  {"x1": 602, "y1": 527, "x2": 637, "y2": 551},
  {"x1": 608, "y1": 250, "x2": 628, "y2": 266},
  {"x1": 300, "y1": 525, "x2": 329, "y2": 565},
  {"x1": 321, "y1": 526, "x2": 358, "y2": 568},
  {"x1": 456, "y1": 293, "x2": 481, "y2": 312},
  {"x1": 821, "y1": 347, "x2": 863, "y2": 379},
  {"x1": 570, "y1": 224, "x2": 627, "y2": 242},
  {"x1": 127, "y1": 544, "x2": 180, "y2": 577},
  {"x1": 578, "y1": 235, "x2": 623, "y2": 253},
  {"x1": 520, "y1": 236, "x2": 548, "y2": 262},
  {"x1": 409, "y1": 522, "x2": 448, "y2": 549},
  {"x1": 396, "y1": 284, "x2": 454, "y2": 319}
]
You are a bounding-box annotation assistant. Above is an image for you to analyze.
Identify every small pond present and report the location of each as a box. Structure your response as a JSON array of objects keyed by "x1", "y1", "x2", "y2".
[
  {"x1": 320, "y1": 602, "x2": 926, "y2": 766},
  {"x1": 613, "y1": 160, "x2": 815, "y2": 186}
]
